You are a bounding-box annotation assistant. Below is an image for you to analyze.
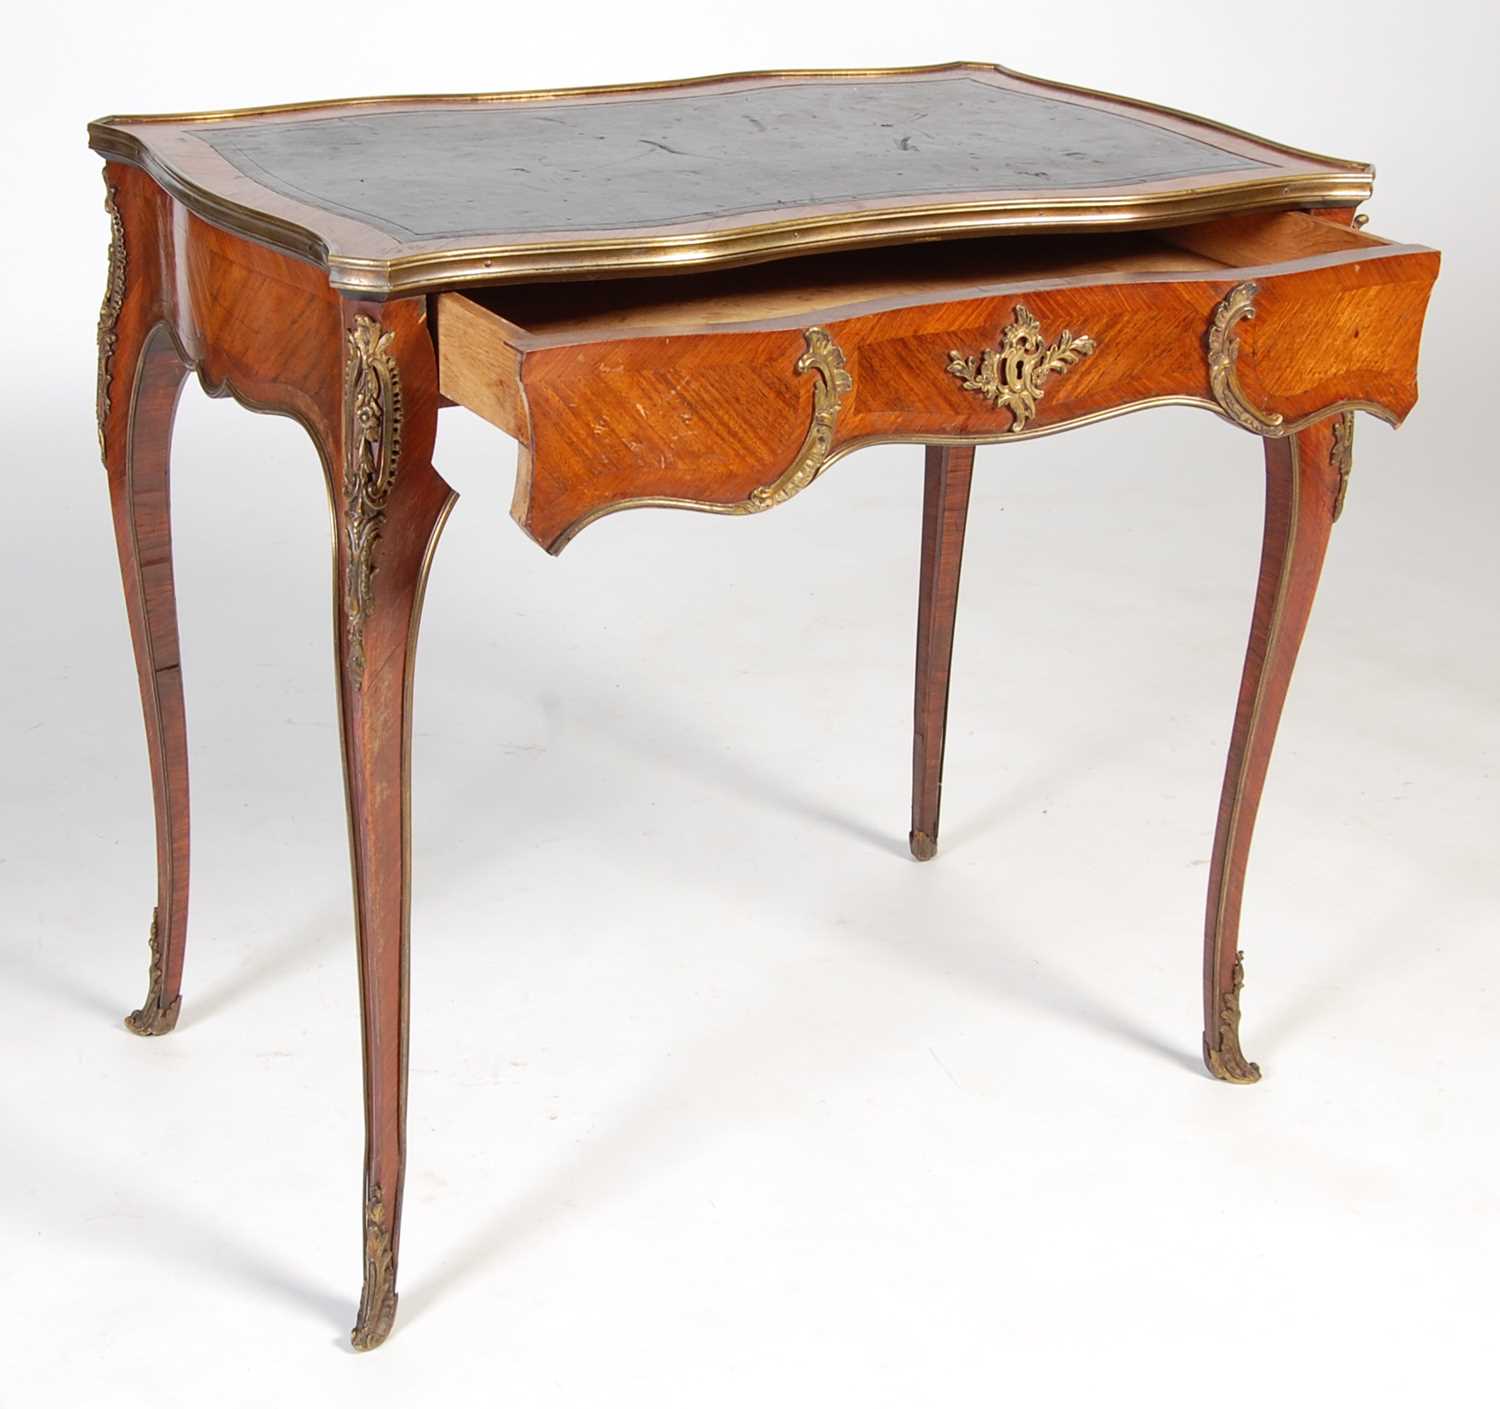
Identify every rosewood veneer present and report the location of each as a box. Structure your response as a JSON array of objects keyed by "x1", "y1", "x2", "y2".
[{"x1": 88, "y1": 63, "x2": 1439, "y2": 1349}]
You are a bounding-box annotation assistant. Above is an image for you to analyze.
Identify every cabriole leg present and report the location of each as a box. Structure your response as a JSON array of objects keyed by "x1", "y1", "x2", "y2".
[
  {"x1": 334, "y1": 306, "x2": 455, "y2": 1350},
  {"x1": 100, "y1": 183, "x2": 193, "y2": 1035},
  {"x1": 1203, "y1": 419, "x2": 1343, "y2": 1082},
  {"x1": 910, "y1": 444, "x2": 975, "y2": 860}
]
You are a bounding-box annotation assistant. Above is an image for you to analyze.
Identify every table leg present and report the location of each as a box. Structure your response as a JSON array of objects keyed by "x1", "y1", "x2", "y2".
[
  {"x1": 104, "y1": 304, "x2": 192, "y2": 1035},
  {"x1": 910, "y1": 444, "x2": 975, "y2": 861},
  {"x1": 334, "y1": 307, "x2": 456, "y2": 1350},
  {"x1": 1203, "y1": 419, "x2": 1342, "y2": 1082}
]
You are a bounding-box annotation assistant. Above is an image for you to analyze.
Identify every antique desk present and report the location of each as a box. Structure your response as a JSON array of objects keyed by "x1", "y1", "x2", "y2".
[{"x1": 88, "y1": 65, "x2": 1439, "y2": 1348}]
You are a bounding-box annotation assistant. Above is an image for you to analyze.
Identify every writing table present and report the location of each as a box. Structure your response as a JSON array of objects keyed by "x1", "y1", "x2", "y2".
[{"x1": 88, "y1": 64, "x2": 1440, "y2": 1348}]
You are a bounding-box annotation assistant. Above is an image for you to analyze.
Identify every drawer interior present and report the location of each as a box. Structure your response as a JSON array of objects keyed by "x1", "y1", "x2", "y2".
[{"x1": 442, "y1": 212, "x2": 1387, "y2": 349}]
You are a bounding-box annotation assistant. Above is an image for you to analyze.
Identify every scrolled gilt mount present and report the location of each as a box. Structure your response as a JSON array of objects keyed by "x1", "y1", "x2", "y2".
[
  {"x1": 123, "y1": 907, "x2": 180, "y2": 1037},
  {"x1": 1331, "y1": 411, "x2": 1356, "y2": 520},
  {"x1": 1206, "y1": 281, "x2": 1289, "y2": 436},
  {"x1": 342, "y1": 315, "x2": 405, "y2": 688},
  {"x1": 1205, "y1": 282, "x2": 1367, "y2": 494},
  {"x1": 352, "y1": 1179, "x2": 398, "y2": 1351},
  {"x1": 947, "y1": 303, "x2": 1098, "y2": 432},
  {"x1": 1204, "y1": 950, "x2": 1260, "y2": 1084},
  {"x1": 96, "y1": 182, "x2": 126, "y2": 460},
  {"x1": 743, "y1": 326, "x2": 853, "y2": 512}
]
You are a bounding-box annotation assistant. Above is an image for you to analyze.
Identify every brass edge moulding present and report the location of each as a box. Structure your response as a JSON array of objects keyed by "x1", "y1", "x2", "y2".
[
  {"x1": 103, "y1": 142, "x2": 334, "y2": 275},
  {"x1": 124, "y1": 907, "x2": 181, "y2": 1036},
  {"x1": 342, "y1": 315, "x2": 404, "y2": 688},
  {"x1": 548, "y1": 394, "x2": 1400, "y2": 554},
  {"x1": 351, "y1": 1179, "x2": 398, "y2": 1350},
  {"x1": 92, "y1": 63, "x2": 1021, "y2": 125},
  {"x1": 87, "y1": 129, "x2": 1376, "y2": 296},
  {"x1": 96, "y1": 181, "x2": 126, "y2": 458},
  {"x1": 316, "y1": 172, "x2": 1376, "y2": 292},
  {"x1": 544, "y1": 390, "x2": 1222, "y2": 552},
  {"x1": 1204, "y1": 950, "x2": 1261, "y2": 1084},
  {"x1": 1330, "y1": 411, "x2": 1355, "y2": 521},
  {"x1": 947, "y1": 303, "x2": 1097, "y2": 431}
]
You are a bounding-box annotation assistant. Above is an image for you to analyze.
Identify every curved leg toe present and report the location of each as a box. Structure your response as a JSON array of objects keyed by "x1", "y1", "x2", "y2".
[{"x1": 123, "y1": 910, "x2": 182, "y2": 1036}]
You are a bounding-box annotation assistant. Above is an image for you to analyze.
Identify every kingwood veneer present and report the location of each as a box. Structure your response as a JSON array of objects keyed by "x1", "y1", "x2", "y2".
[{"x1": 87, "y1": 63, "x2": 1439, "y2": 1350}]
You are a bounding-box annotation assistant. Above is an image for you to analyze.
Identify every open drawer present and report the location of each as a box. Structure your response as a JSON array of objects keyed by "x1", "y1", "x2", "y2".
[{"x1": 435, "y1": 211, "x2": 1438, "y2": 552}]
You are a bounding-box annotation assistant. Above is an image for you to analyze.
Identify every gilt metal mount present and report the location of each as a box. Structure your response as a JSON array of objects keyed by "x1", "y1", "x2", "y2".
[
  {"x1": 744, "y1": 326, "x2": 853, "y2": 511},
  {"x1": 1206, "y1": 282, "x2": 1288, "y2": 435},
  {"x1": 351, "y1": 1179, "x2": 398, "y2": 1350},
  {"x1": 342, "y1": 316, "x2": 405, "y2": 688},
  {"x1": 96, "y1": 182, "x2": 126, "y2": 460},
  {"x1": 1204, "y1": 950, "x2": 1261, "y2": 1084},
  {"x1": 1331, "y1": 411, "x2": 1356, "y2": 521},
  {"x1": 124, "y1": 908, "x2": 181, "y2": 1037},
  {"x1": 946, "y1": 303, "x2": 1097, "y2": 432}
]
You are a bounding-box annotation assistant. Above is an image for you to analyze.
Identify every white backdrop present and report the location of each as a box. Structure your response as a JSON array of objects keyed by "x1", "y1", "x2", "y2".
[{"x1": 3, "y1": 4, "x2": 1497, "y2": 1405}]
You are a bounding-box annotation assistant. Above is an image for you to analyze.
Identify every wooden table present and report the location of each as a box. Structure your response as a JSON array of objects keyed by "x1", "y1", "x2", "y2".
[{"x1": 88, "y1": 64, "x2": 1439, "y2": 1349}]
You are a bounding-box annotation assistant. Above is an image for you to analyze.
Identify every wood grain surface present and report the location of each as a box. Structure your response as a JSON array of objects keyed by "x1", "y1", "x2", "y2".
[
  {"x1": 95, "y1": 110, "x2": 1438, "y2": 1355},
  {"x1": 99, "y1": 163, "x2": 455, "y2": 1350},
  {"x1": 910, "y1": 445, "x2": 975, "y2": 862},
  {"x1": 438, "y1": 212, "x2": 1436, "y2": 552}
]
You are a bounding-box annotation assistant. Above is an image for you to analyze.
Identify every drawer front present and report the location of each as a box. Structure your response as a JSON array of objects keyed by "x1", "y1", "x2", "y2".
[{"x1": 438, "y1": 223, "x2": 1437, "y2": 552}]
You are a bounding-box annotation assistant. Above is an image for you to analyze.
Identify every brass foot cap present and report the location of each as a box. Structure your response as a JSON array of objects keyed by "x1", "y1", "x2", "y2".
[
  {"x1": 124, "y1": 995, "x2": 182, "y2": 1037},
  {"x1": 350, "y1": 1294, "x2": 398, "y2": 1352},
  {"x1": 1203, "y1": 1040, "x2": 1262, "y2": 1085},
  {"x1": 909, "y1": 830, "x2": 938, "y2": 862}
]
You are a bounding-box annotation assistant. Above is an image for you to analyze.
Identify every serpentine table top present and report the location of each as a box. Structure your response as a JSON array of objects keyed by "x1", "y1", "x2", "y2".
[{"x1": 89, "y1": 63, "x2": 1375, "y2": 292}]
